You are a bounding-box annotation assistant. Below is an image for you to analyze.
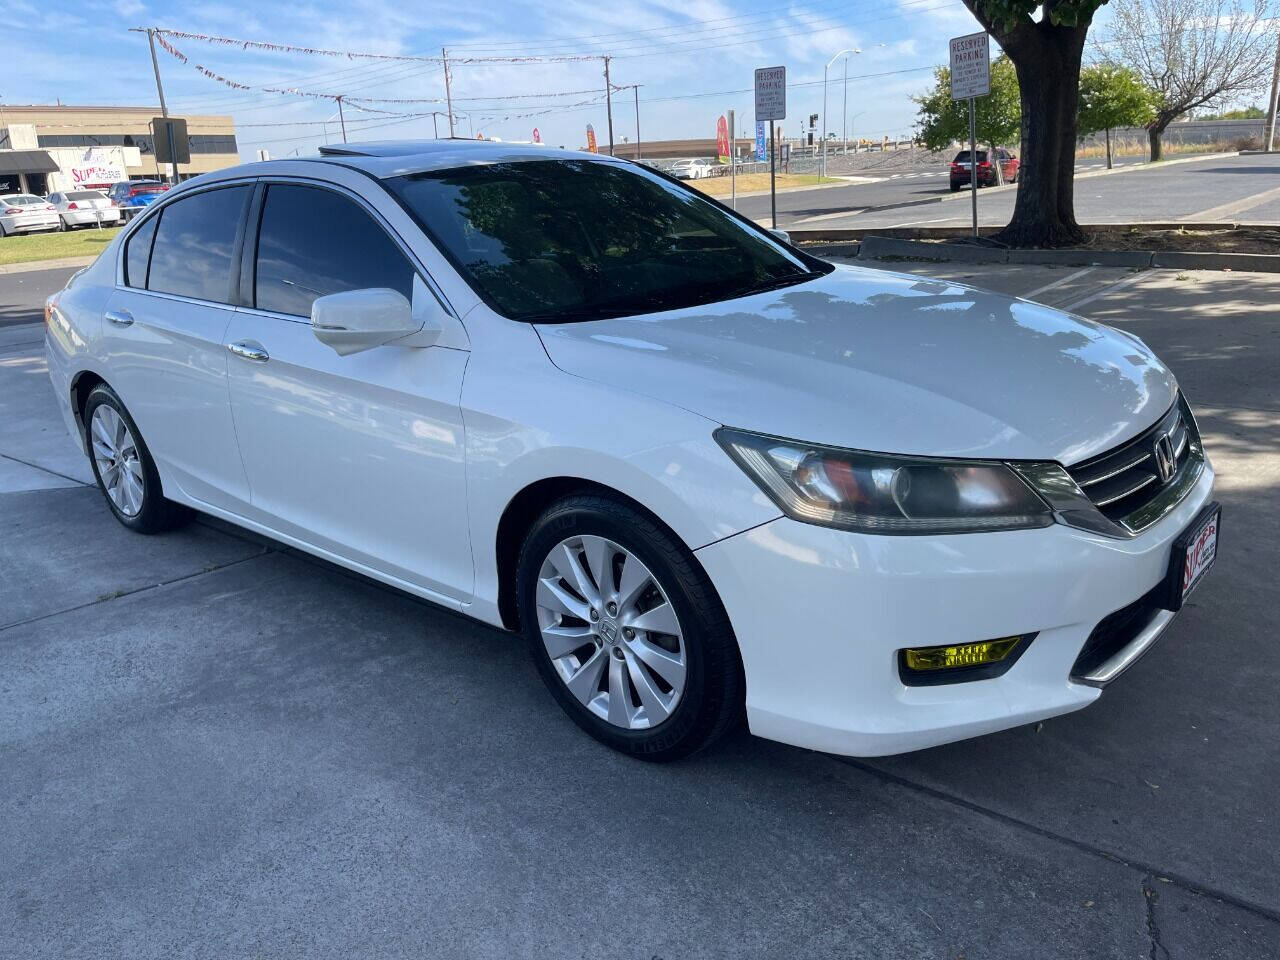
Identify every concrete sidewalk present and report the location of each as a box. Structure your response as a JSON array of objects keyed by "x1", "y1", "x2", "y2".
[{"x1": 2, "y1": 262, "x2": 1279, "y2": 958}]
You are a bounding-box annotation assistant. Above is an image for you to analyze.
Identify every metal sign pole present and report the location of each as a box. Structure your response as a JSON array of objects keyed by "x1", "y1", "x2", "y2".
[
  {"x1": 969, "y1": 96, "x2": 978, "y2": 238},
  {"x1": 729, "y1": 108, "x2": 737, "y2": 210},
  {"x1": 769, "y1": 119, "x2": 777, "y2": 229}
]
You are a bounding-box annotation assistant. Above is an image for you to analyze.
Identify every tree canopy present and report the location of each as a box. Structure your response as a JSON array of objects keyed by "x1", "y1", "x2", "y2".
[
  {"x1": 914, "y1": 56, "x2": 1021, "y2": 151},
  {"x1": 1077, "y1": 63, "x2": 1156, "y2": 136}
]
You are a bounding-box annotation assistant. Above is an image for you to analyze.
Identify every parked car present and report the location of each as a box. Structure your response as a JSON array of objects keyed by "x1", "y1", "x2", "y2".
[
  {"x1": 669, "y1": 158, "x2": 714, "y2": 180},
  {"x1": 0, "y1": 194, "x2": 59, "y2": 236},
  {"x1": 107, "y1": 180, "x2": 169, "y2": 220},
  {"x1": 45, "y1": 141, "x2": 1218, "y2": 762},
  {"x1": 48, "y1": 190, "x2": 121, "y2": 230},
  {"x1": 949, "y1": 148, "x2": 1019, "y2": 191}
]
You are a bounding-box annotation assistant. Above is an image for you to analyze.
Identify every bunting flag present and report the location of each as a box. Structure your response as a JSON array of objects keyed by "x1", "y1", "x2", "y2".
[{"x1": 150, "y1": 28, "x2": 604, "y2": 64}]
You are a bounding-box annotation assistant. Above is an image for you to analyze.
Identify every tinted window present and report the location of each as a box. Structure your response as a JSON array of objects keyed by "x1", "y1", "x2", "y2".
[
  {"x1": 147, "y1": 186, "x2": 250, "y2": 302},
  {"x1": 254, "y1": 184, "x2": 414, "y2": 317},
  {"x1": 125, "y1": 215, "x2": 158, "y2": 288},
  {"x1": 385, "y1": 159, "x2": 819, "y2": 323}
]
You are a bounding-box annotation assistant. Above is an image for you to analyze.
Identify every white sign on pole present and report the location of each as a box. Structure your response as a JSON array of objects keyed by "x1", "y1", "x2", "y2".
[
  {"x1": 754, "y1": 66, "x2": 787, "y2": 121},
  {"x1": 948, "y1": 32, "x2": 990, "y2": 101}
]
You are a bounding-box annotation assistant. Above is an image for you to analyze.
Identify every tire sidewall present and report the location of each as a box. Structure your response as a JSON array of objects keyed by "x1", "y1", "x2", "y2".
[{"x1": 517, "y1": 497, "x2": 725, "y2": 760}]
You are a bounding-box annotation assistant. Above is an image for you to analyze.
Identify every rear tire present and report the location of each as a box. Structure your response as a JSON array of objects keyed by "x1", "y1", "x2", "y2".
[
  {"x1": 83, "y1": 384, "x2": 191, "y2": 534},
  {"x1": 516, "y1": 493, "x2": 744, "y2": 761}
]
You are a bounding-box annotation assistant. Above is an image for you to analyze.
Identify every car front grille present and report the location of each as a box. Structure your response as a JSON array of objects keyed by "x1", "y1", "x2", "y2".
[{"x1": 1065, "y1": 397, "x2": 1199, "y2": 532}]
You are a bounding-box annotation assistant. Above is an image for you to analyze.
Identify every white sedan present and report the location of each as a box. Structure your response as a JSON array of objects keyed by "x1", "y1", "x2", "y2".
[
  {"x1": 669, "y1": 158, "x2": 714, "y2": 180},
  {"x1": 44, "y1": 141, "x2": 1218, "y2": 761},
  {"x1": 0, "y1": 194, "x2": 59, "y2": 236},
  {"x1": 48, "y1": 189, "x2": 121, "y2": 230}
]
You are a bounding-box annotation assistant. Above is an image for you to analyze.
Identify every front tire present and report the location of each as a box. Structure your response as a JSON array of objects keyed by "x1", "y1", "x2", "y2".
[
  {"x1": 516, "y1": 493, "x2": 744, "y2": 761},
  {"x1": 83, "y1": 384, "x2": 190, "y2": 534}
]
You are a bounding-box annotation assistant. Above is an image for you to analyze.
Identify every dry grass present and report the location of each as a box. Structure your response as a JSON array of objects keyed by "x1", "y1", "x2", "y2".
[
  {"x1": 1076, "y1": 137, "x2": 1259, "y2": 160},
  {"x1": 690, "y1": 173, "x2": 838, "y2": 197},
  {"x1": 0, "y1": 225, "x2": 119, "y2": 266}
]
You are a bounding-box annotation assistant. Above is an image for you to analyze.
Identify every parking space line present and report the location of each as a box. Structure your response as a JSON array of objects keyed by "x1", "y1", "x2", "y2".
[
  {"x1": 0, "y1": 451, "x2": 89, "y2": 487},
  {"x1": 1061, "y1": 269, "x2": 1150, "y2": 313},
  {"x1": 1021, "y1": 266, "x2": 1097, "y2": 302}
]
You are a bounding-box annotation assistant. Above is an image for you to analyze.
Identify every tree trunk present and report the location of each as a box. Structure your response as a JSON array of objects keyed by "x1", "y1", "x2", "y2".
[
  {"x1": 1148, "y1": 127, "x2": 1163, "y2": 162},
  {"x1": 990, "y1": 21, "x2": 1089, "y2": 247},
  {"x1": 1105, "y1": 127, "x2": 1112, "y2": 169}
]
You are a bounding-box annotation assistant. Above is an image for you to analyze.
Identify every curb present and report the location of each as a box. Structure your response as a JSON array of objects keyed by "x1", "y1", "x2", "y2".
[
  {"x1": 849, "y1": 236, "x2": 1280, "y2": 272},
  {"x1": 0, "y1": 255, "x2": 98, "y2": 275},
  {"x1": 790, "y1": 222, "x2": 1246, "y2": 243}
]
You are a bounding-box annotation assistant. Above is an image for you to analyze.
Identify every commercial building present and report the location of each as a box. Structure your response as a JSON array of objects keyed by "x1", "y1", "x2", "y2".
[{"x1": 0, "y1": 104, "x2": 239, "y2": 195}]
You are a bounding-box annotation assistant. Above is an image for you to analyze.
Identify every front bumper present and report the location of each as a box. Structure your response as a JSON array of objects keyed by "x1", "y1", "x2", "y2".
[{"x1": 695, "y1": 461, "x2": 1215, "y2": 757}]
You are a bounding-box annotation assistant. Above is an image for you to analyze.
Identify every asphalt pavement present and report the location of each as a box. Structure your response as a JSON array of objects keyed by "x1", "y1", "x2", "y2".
[
  {"x1": 3, "y1": 261, "x2": 1279, "y2": 957},
  {"x1": 733, "y1": 152, "x2": 1277, "y2": 229}
]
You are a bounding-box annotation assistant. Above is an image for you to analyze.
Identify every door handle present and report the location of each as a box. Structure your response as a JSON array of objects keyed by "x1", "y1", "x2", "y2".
[
  {"x1": 227, "y1": 340, "x2": 270, "y2": 363},
  {"x1": 105, "y1": 309, "x2": 133, "y2": 327}
]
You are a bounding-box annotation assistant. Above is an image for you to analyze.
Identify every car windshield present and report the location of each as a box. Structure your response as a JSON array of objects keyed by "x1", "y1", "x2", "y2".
[{"x1": 386, "y1": 158, "x2": 825, "y2": 323}]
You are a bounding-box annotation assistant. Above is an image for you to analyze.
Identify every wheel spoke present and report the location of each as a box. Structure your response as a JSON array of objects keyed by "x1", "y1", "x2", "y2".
[
  {"x1": 122, "y1": 469, "x2": 143, "y2": 515},
  {"x1": 91, "y1": 416, "x2": 115, "y2": 456},
  {"x1": 629, "y1": 601, "x2": 680, "y2": 637},
  {"x1": 615, "y1": 552, "x2": 652, "y2": 614},
  {"x1": 563, "y1": 648, "x2": 607, "y2": 705},
  {"x1": 625, "y1": 650, "x2": 673, "y2": 724},
  {"x1": 627, "y1": 636, "x2": 686, "y2": 689},
  {"x1": 541, "y1": 623, "x2": 594, "y2": 660},
  {"x1": 537, "y1": 576, "x2": 591, "y2": 623},
  {"x1": 606, "y1": 654, "x2": 634, "y2": 727},
  {"x1": 580, "y1": 535, "x2": 614, "y2": 598},
  {"x1": 548, "y1": 542, "x2": 600, "y2": 607}
]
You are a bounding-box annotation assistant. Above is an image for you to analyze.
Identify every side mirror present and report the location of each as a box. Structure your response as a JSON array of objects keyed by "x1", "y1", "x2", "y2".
[
  {"x1": 311, "y1": 277, "x2": 444, "y2": 356},
  {"x1": 769, "y1": 228, "x2": 791, "y2": 244}
]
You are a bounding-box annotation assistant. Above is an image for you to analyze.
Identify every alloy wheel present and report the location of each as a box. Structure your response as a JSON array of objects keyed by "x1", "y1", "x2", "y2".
[
  {"x1": 535, "y1": 535, "x2": 687, "y2": 730},
  {"x1": 90, "y1": 404, "x2": 145, "y2": 517}
]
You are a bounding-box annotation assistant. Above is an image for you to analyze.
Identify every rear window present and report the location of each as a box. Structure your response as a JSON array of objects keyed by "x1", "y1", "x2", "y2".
[
  {"x1": 147, "y1": 186, "x2": 251, "y2": 303},
  {"x1": 130, "y1": 183, "x2": 167, "y2": 195},
  {"x1": 952, "y1": 151, "x2": 988, "y2": 163},
  {"x1": 4, "y1": 195, "x2": 43, "y2": 206},
  {"x1": 66, "y1": 191, "x2": 104, "y2": 201}
]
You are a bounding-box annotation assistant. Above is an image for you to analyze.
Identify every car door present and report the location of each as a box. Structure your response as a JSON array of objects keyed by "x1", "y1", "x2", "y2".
[
  {"x1": 222, "y1": 180, "x2": 473, "y2": 603},
  {"x1": 101, "y1": 182, "x2": 254, "y2": 511}
]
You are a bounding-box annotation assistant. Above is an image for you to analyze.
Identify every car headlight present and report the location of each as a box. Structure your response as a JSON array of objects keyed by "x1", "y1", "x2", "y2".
[{"x1": 715, "y1": 428, "x2": 1053, "y2": 534}]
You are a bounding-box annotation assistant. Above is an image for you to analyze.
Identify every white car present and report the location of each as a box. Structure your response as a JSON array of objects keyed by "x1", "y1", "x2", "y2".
[
  {"x1": 669, "y1": 158, "x2": 714, "y2": 180},
  {"x1": 44, "y1": 141, "x2": 1219, "y2": 761},
  {"x1": 48, "y1": 189, "x2": 121, "y2": 230},
  {"x1": 0, "y1": 194, "x2": 59, "y2": 236}
]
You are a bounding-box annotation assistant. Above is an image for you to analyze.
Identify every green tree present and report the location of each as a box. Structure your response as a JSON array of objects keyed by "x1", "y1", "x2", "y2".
[
  {"x1": 1198, "y1": 105, "x2": 1267, "y2": 120},
  {"x1": 959, "y1": 0, "x2": 1111, "y2": 247},
  {"x1": 1077, "y1": 63, "x2": 1156, "y2": 167},
  {"x1": 915, "y1": 55, "x2": 1022, "y2": 155}
]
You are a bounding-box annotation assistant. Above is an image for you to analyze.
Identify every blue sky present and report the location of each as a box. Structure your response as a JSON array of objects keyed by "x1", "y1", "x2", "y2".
[{"x1": 9, "y1": 0, "x2": 1029, "y2": 158}]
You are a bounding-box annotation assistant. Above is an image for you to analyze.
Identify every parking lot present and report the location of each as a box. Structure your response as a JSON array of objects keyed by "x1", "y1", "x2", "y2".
[{"x1": 3, "y1": 258, "x2": 1278, "y2": 958}]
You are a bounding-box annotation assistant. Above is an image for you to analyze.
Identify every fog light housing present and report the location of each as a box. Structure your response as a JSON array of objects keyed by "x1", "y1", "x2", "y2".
[{"x1": 899, "y1": 634, "x2": 1034, "y2": 685}]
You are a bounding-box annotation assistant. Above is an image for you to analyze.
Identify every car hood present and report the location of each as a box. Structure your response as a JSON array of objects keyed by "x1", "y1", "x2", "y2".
[{"x1": 535, "y1": 264, "x2": 1177, "y2": 464}]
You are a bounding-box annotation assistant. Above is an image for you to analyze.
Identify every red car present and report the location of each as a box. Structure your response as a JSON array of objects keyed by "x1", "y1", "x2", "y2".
[{"x1": 949, "y1": 148, "x2": 1019, "y2": 191}]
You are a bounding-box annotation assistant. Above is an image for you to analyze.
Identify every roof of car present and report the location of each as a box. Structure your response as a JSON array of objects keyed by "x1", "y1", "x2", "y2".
[
  {"x1": 314, "y1": 139, "x2": 624, "y2": 178},
  {"x1": 194, "y1": 139, "x2": 624, "y2": 185}
]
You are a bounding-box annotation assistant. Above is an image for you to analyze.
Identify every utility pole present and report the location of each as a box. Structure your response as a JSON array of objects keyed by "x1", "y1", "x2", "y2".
[
  {"x1": 145, "y1": 28, "x2": 179, "y2": 185},
  {"x1": 335, "y1": 96, "x2": 348, "y2": 143},
  {"x1": 1265, "y1": 31, "x2": 1280, "y2": 152},
  {"x1": 603, "y1": 56, "x2": 615, "y2": 156},
  {"x1": 442, "y1": 47, "x2": 455, "y2": 138},
  {"x1": 842, "y1": 57, "x2": 848, "y2": 154},
  {"x1": 634, "y1": 85, "x2": 641, "y2": 159},
  {"x1": 432, "y1": 112, "x2": 439, "y2": 139}
]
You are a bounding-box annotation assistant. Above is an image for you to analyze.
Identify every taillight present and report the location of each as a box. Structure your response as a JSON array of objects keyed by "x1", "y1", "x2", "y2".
[
  {"x1": 979, "y1": 161, "x2": 991, "y2": 168},
  {"x1": 66, "y1": 202, "x2": 79, "y2": 210},
  {"x1": 3, "y1": 207, "x2": 19, "y2": 214}
]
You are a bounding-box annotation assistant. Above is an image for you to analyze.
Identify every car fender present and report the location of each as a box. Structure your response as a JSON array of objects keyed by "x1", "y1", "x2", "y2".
[{"x1": 458, "y1": 314, "x2": 780, "y2": 628}]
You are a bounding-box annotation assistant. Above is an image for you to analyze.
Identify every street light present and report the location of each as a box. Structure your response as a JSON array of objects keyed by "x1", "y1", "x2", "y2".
[{"x1": 822, "y1": 48, "x2": 860, "y2": 177}]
